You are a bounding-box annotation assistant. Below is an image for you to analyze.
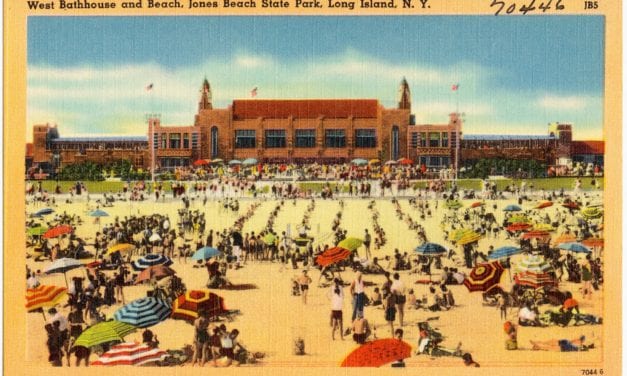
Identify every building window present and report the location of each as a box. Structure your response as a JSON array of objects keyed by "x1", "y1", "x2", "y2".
[
  {"x1": 183, "y1": 133, "x2": 190, "y2": 149},
  {"x1": 355, "y1": 129, "x2": 377, "y2": 148},
  {"x1": 160, "y1": 133, "x2": 166, "y2": 149},
  {"x1": 325, "y1": 129, "x2": 346, "y2": 148},
  {"x1": 441, "y1": 132, "x2": 449, "y2": 147},
  {"x1": 441, "y1": 156, "x2": 450, "y2": 167},
  {"x1": 429, "y1": 132, "x2": 440, "y2": 147},
  {"x1": 391, "y1": 126, "x2": 400, "y2": 160},
  {"x1": 169, "y1": 133, "x2": 181, "y2": 149},
  {"x1": 420, "y1": 132, "x2": 427, "y2": 147},
  {"x1": 419, "y1": 156, "x2": 427, "y2": 166},
  {"x1": 265, "y1": 129, "x2": 287, "y2": 148},
  {"x1": 411, "y1": 132, "x2": 419, "y2": 148},
  {"x1": 191, "y1": 132, "x2": 199, "y2": 149},
  {"x1": 295, "y1": 129, "x2": 316, "y2": 148},
  {"x1": 235, "y1": 130, "x2": 256, "y2": 149}
]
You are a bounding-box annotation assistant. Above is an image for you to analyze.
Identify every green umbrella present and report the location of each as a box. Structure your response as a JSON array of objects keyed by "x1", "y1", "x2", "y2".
[
  {"x1": 581, "y1": 207, "x2": 603, "y2": 219},
  {"x1": 27, "y1": 226, "x2": 48, "y2": 236},
  {"x1": 74, "y1": 321, "x2": 137, "y2": 348},
  {"x1": 445, "y1": 200, "x2": 462, "y2": 210},
  {"x1": 337, "y1": 237, "x2": 363, "y2": 251},
  {"x1": 263, "y1": 233, "x2": 277, "y2": 245}
]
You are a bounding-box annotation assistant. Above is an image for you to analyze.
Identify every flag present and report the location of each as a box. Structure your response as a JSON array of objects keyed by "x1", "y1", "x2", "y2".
[
  {"x1": 451, "y1": 83, "x2": 459, "y2": 91},
  {"x1": 250, "y1": 87, "x2": 258, "y2": 98},
  {"x1": 145, "y1": 83, "x2": 154, "y2": 91}
]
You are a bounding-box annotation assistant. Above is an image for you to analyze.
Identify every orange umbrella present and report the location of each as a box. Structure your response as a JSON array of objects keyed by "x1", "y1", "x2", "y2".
[
  {"x1": 171, "y1": 290, "x2": 226, "y2": 322},
  {"x1": 43, "y1": 225, "x2": 73, "y2": 239},
  {"x1": 463, "y1": 261, "x2": 504, "y2": 292},
  {"x1": 552, "y1": 233, "x2": 577, "y2": 246},
  {"x1": 135, "y1": 265, "x2": 176, "y2": 284},
  {"x1": 470, "y1": 202, "x2": 484, "y2": 208},
  {"x1": 315, "y1": 247, "x2": 352, "y2": 267},
  {"x1": 582, "y1": 238, "x2": 604, "y2": 248},
  {"x1": 521, "y1": 230, "x2": 550, "y2": 240},
  {"x1": 506, "y1": 223, "x2": 531, "y2": 232},
  {"x1": 535, "y1": 201, "x2": 554, "y2": 209},
  {"x1": 26, "y1": 285, "x2": 67, "y2": 313},
  {"x1": 340, "y1": 338, "x2": 412, "y2": 367}
]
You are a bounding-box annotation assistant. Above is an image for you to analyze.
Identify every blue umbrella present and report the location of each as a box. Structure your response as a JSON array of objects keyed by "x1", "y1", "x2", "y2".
[
  {"x1": 487, "y1": 246, "x2": 522, "y2": 260},
  {"x1": 503, "y1": 205, "x2": 522, "y2": 212},
  {"x1": 33, "y1": 208, "x2": 55, "y2": 217},
  {"x1": 89, "y1": 209, "x2": 109, "y2": 217},
  {"x1": 558, "y1": 242, "x2": 591, "y2": 254},
  {"x1": 351, "y1": 158, "x2": 368, "y2": 166},
  {"x1": 191, "y1": 247, "x2": 221, "y2": 261},
  {"x1": 242, "y1": 158, "x2": 258, "y2": 166},
  {"x1": 113, "y1": 297, "x2": 172, "y2": 328},
  {"x1": 414, "y1": 243, "x2": 447, "y2": 256},
  {"x1": 131, "y1": 253, "x2": 174, "y2": 271}
]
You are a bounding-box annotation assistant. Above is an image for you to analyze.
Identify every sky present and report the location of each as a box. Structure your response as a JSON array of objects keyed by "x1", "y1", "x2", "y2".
[{"x1": 27, "y1": 16, "x2": 605, "y2": 141}]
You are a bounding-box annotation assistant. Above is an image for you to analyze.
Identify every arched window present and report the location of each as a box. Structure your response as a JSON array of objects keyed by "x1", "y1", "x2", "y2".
[
  {"x1": 391, "y1": 126, "x2": 399, "y2": 161},
  {"x1": 211, "y1": 127, "x2": 218, "y2": 158}
]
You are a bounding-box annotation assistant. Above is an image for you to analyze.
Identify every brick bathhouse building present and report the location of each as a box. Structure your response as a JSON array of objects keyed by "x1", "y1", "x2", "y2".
[{"x1": 27, "y1": 78, "x2": 604, "y2": 174}]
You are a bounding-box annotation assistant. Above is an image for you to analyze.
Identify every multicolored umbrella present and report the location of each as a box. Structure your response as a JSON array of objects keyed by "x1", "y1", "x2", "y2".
[
  {"x1": 506, "y1": 223, "x2": 531, "y2": 232},
  {"x1": 131, "y1": 254, "x2": 173, "y2": 272},
  {"x1": 113, "y1": 297, "x2": 172, "y2": 328},
  {"x1": 74, "y1": 321, "x2": 137, "y2": 348},
  {"x1": 582, "y1": 238, "x2": 604, "y2": 248},
  {"x1": 135, "y1": 265, "x2": 176, "y2": 284},
  {"x1": 89, "y1": 209, "x2": 109, "y2": 217},
  {"x1": 191, "y1": 246, "x2": 221, "y2": 261},
  {"x1": 448, "y1": 228, "x2": 475, "y2": 242},
  {"x1": 535, "y1": 201, "x2": 554, "y2": 209},
  {"x1": 26, "y1": 285, "x2": 67, "y2": 312},
  {"x1": 43, "y1": 225, "x2": 73, "y2": 239},
  {"x1": 558, "y1": 242, "x2": 591, "y2": 254},
  {"x1": 520, "y1": 230, "x2": 550, "y2": 240},
  {"x1": 456, "y1": 232, "x2": 483, "y2": 246},
  {"x1": 414, "y1": 242, "x2": 447, "y2": 256},
  {"x1": 337, "y1": 237, "x2": 364, "y2": 251},
  {"x1": 503, "y1": 205, "x2": 522, "y2": 212},
  {"x1": 463, "y1": 261, "x2": 505, "y2": 292},
  {"x1": 44, "y1": 258, "x2": 83, "y2": 287},
  {"x1": 514, "y1": 270, "x2": 557, "y2": 289},
  {"x1": 532, "y1": 223, "x2": 555, "y2": 232},
  {"x1": 340, "y1": 338, "x2": 412, "y2": 367},
  {"x1": 513, "y1": 255, "x2": 553, "y2": 274},
  {"x1": 106, "y1": 243, "x2": 136, "y2": 255},
  {"x1": 581, "y1": 207, "x2": 603, "y2": 219},
  {"x1": 552, "y1": 233, "x2": 577, "y2": 246},
  {"x1": 171, "y1": 290, "x2": 226, "y2": 322},
  {"x1": 91, "y1": 342, "x2": 168, "y2": 366},
  {"x1": 315, "y1": 247, "x2": 352, "y2": 267},
  {"x1": 487, "y1": 246, "x2": 522, "y2": 260}
]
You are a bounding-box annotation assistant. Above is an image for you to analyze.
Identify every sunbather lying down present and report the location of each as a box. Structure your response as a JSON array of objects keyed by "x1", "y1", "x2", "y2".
[{"x1": 530, "y1": 335, "x2": 594, "y2": 352}]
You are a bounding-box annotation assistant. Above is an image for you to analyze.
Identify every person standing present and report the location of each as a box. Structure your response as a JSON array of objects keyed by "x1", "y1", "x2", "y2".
[
  {"x1": 350, "y1": 271, "x2": 367, "y2": 321},
  {"x1": 363, "y1": 229, "x2": 372, "y2": 259},
  {"x1": 192, "y1": 310, "x2": 210, "y2": 366},
  {"x1": 391, "y1": 273, "x2": 406, "y2": 327},
  {"x1": 328, "y1": 278, "x2": 345, "y2": 340},
  {"x1": 383, "y1": 292, "x2": 396, "y2": 336},
  {"x1": 297, "y1": 270, "x2": 312, "y2": 305}
]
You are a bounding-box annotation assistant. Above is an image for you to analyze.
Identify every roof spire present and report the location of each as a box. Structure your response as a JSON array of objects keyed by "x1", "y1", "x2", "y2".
[{"x1": 398, "y1": 77, "x2": 411, "y2": 110}]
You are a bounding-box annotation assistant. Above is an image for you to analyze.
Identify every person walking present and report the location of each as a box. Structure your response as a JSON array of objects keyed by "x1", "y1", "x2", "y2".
[
  {"x1": 350, "y1": 271, "x2": 367, "y2": 321},
  {"x1": 328, "y1": 278, "x2": 344, "y2": 340},
  {"x1": 391, "y1": 273, "x2": 406, "y2": 327}
]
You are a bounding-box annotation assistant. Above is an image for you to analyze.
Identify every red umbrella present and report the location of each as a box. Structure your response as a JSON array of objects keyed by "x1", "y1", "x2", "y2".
[
  {"x1": 26, "y1": 285, "x2": 67, "y2": 312},
  {"x1": 340, "y1": 338, "x2": 412, "y2": 367},
  {"x1": 562, "y1": 202, "x2": 580, "y2": 210},
  {"x1": 315, "y1": 247, "x2": 352, "y2": 267},
  {"x1": 91, "y1": 342, "x2": 168, "y2": 366},
  {"x1": 463, "y1": 261, "x2": 505, "y2": 292},
  {"x1": 506, "y1": 223, "x2": 531, "y2": 232},
  {"x1": 582, "y1": 238, "x2": 604, "y2": 248},
  {"x1": 520, "y1": 230, "x2": 550, "y2": 240},
  {"x1": 43, "y1": 225, "x2": 73, "y2": 239},
  {"x1": 397, "y1": 158, "x2": 413, "y2": 166},
  {"x1": 135, "y1": 265, "x2": 176, "y2": 284},
  {"x1": 171, "y1": 290, "x2": 226, "y2": 322},
  {"x1": 470, "y1": 202, "x2": 484, "y2": 208},
  {"x1": 535, "y1": 201, "x2": 554, "y2": 209},
  {"x1": 193, "y1": 159, "x2": 209, "y2": 166},
  {"x1": 514, "y1": 270, "x2": 557, "y2": 289}
]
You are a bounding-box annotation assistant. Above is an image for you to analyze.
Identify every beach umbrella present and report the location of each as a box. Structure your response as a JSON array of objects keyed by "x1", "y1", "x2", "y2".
[
  {"x1": 171, "y1": 290, "x2": 226, "y2": 322},
  {"x1": 135, "y1": 265, "x2": 176, "y2": 284},
  {"x1": 513, "y1": 255, "x2": 552, "y2": 274},
  {"x1": 552, "y1": 233, "x2": 577, "y2": 246},
  {"x1": 337, "y1": 237, "x2": 363, "y2": 251},
  {"x1": 211, "y1": 158, "x2": 224, "y2": 164},
  {"x1": 43, "y1": 225, "x2": 73, "y2": 239},
  {"x1": 582, "y1": 238, "x2": 604, "y2": 248},
  {"x1": 532, "y1": 223, "x2": 555, "y2": 232},
  {"x1": 106, "y1": 243, "x2": 136, "y2": 255},
  {"x1": 148, "y1": 233, "x2": 162, "y2": 243},
  {"x1": 340, "y1": 338, "x2": 412, "y2": 367},
  {"x1": 561, "y1": 202, "x2": 580, "y2": 210},
  {"x1": 587, "y1": 200, "x2": 603, "y2": 208},
  {"x1": 414, "y1": 242, "x2": 446, "y2": 256},
  {"x1": 89, "y1": 209, "x2": 109, "y2": 217},
  {"x1": 27, "y1": 226, "x2": 48, "y2": 236},
  {"x1": 581, "y1": 207, "x2": 603, "y2": 219},
  {"x1": 448, "y1": 228, "x2": 475, "y2": 242},
  {"x1": 228, "y1": 159, "x2": 242, "y2": 165},
  {"x1": 558, "y1": 242, "x2": 591, "y2": 254},
  {"x1": 456, "y1": 232, "x2": 483, "y2": 246},
  {"x1": 469, "y1": 201, "x2": 484, "y2": 209},
  {"x1": 507, "y1": 214, "x2": 529, "y2": 224},
  {"x1": 368, "y1": 159, "x2": 380, "y2": 165},
  {"x1": 463, "y1": 261, "x2": 505, "y2": 292},
  {"x1": 44, "y1": 258, "x2": 83, "y2": 287},
  {"x1": 131, "y1": 254, "x2": 173, "y2": 272},
  {"x1": 503, "y1": 205, "x2": 522, "y2": 212},
  {"x1": 33, "y1": 207, "x2": 55, "y2": 217},
  {"x1": 242, "y1": 158, "x2": 258, "y2": 166},
  {"x1": 74, "y1": 321, "x2": 137, "y2": 348},
  {"x1": 86, "y1": 260, "x2": 102, "y2": 269},
  {"x1": 315, "y1": 246, "x2": 352, "y2": 267},
  {"x1": 487, "y1": 246, "x2": 522, "y2": 260},
  {"x1": 26, "y1": 285, "x2": 67, "y2": 313},
  {"x1": 535, "y1": 201, "x2": 554, "y2": 209},
  {"x1": 397, "y1": 158, "x2": 413, "y2": 165},
  {"x1": 384, "y1": 160, "x2": 397, "y2": 166},
  {"x1": 91, "y1": 342, "x2": 168, "y2": 366},
  {"x1": 514, "y1": 270, "x2": 557, "y2": 289},
  {"x1": 263, "y1": 233, "x2": 277, "y2": 245},
  {"x1": 191, "y1": 246, "x2": 221, "y2": 261},
  {"x1": 350, "y1": 158, "x2": 368, "y2": 166},
  {"x1": 444, "y1": 200, "x2": 462, "y2": 210},
  {"x1": 113, "y1": 297, "x2": 172, "y2": 328},
  {"x1": 506, "y1": 223, "x2": 531, "y2": 232},
  {"x1": 193, "y1": 159, "x2": 209, "y2": 166},
  {"x1": 520, "y1": 230, "x2": 550, "y2": 240}
]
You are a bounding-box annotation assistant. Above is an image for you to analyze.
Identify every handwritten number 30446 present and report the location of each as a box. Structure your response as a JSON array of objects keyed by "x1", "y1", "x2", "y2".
[{"x1": 490, "y1": 0, "x2": 565, "y2": 15}]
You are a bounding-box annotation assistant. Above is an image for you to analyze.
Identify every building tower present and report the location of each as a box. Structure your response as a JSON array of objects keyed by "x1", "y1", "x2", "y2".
[
  {"x1": 398, "y1": 77, "x2": 411, "y2": 110},
  {"x1": 198, "y1": 78, "x2": 212, "y2": 111}
]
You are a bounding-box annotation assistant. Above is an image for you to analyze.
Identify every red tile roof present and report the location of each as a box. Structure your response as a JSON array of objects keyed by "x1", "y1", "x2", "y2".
[
  {"x1": 571, "y1": 140, "x2": 604, "y2": 155},
  {"x1": 232, "y1": 99, "x2": 379, "y2": 120},
  {"x1": 26, "y1": 143, "x2": 33, "y2": 158}
]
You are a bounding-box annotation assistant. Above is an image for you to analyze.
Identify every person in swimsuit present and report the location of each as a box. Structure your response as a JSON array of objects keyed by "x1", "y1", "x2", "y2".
[{"x1": 297, "y1": 270, "x2": 312, "y2": 305}]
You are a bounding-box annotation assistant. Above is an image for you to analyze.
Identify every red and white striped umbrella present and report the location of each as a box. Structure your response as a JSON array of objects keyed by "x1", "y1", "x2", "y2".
[
  {"x1": 91, "y1": 342, "x2": 167, "y2": 366},
  {"x1": 514, "y1": 270, "x2": 557, "y2": 289},
  {"x1": 26, "y1": 285, "x2": 67, "y2": 312}
]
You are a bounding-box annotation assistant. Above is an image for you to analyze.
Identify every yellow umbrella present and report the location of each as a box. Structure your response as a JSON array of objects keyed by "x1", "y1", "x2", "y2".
[
  {"x1": 107, "y1": 243, "x2": 136, "y2": 255},
  {"x1": 368, "y1": 159, "x2": 380, "y2": 165},
  {"x1": 552, "y1": 233, "x2": 577, "y2": 246},
  {"x1": 457, "y1": 232, "x2": 483, "y2": 246},
  {"x1": 532, "y1": 223, "x2": 555, "y2": 232},
  {"x1": 448, "y1": 228, "x2": 475, "y2": 242}
]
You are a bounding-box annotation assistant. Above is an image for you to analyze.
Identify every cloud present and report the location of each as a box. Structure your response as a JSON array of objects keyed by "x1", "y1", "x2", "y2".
[{"x1": 538, "y1": 95, "x2": 590, "y2": 110}]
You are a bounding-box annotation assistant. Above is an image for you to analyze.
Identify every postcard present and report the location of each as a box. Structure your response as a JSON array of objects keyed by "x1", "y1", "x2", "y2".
[{"x1": 4, "y1": 1, "x2": 621, "y2": 375}]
